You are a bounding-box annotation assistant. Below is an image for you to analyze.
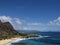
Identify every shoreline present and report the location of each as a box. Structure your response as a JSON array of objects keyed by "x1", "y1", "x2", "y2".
[
  {"x1": 5, "y1": 38, "x2": 27, "y2": 45},
  {"x1": 0, "y1": 38, "x2": 13, "y2": 45},
  {"x1": 5, "y1": 38, "x2": 34, "y2": 45},
  {"x1": 0, "y1": 37, "x2": 39, "y2": 45},
  {"x1": 0, "y1": 37, "x2": 26, "y2": 45}
]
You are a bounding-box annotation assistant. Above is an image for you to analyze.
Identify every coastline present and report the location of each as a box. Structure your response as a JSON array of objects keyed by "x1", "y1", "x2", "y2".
[
  {"x1": 0, "y1": 36, "x2": 38, "y2": 45},
  {"x1": 0, "y1": 38, "x2": 13, "y2": 45},
  {"x1": 0, "y1": 37, "x2": 25, "y2": 45}
]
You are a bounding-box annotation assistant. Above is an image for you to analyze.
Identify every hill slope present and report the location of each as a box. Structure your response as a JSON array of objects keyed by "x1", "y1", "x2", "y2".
[
  {"x1": 0, "y1": 20, "x2": 20, "y2": 39},
  {"x1": 0, "y1": 20, "x2": 38, "y2": 40}
]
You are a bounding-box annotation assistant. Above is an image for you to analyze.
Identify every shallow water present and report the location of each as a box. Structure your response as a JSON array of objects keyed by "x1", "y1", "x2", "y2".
[
  {"x1": 10, "y1": 38, "x2": 60, "y2": 45},
  {"x1": 8, "y1": 32, "x2": 60, "y2": 45}
]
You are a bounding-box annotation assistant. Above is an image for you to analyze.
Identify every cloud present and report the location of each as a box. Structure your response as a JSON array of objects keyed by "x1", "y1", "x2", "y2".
[
  {"x1": 49, "y1": 17, "x2": 60, "y2": 26},
  {"x1": 0, "y1": 16, "x2": 24, "y2": 24},
  {"x1": 27, "y1": 23, "x2": 45, "y2": 26},
  {"x1": 27, "y1": 17, "x2": 60, "y2": 26},
  {"x1": 23, "y1": 27, "x2": 28, "y2": 30},
  {"x1": 14, "y1": 18, "x2": 23, "y2": 25},
  {"x1": 26, "y1": 17, "x2": 60, "y2": 31},
  {"x1": 0, "y1": 16, "x2": 12, "y2": 23},
  {"x1": 0, "y1": 15, "x2": 60, "y2": 31},
  {"x1": 0, "y1": 16, "x2": 14, "y2": 26},
  {"x1": 0, "y1": 16, "x2": 24, "y2": 30}
]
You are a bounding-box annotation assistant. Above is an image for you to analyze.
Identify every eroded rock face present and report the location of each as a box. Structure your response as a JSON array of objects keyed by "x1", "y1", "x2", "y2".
[{"x1": 0, "y1": 20, "x2": 19, "y2": 37}]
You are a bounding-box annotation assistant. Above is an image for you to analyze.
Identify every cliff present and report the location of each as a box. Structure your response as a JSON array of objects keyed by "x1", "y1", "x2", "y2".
[
  {"x1": 0, "y1": 20, "x2": 38, "y2": 40},
  {"x1": 0, "y1": 20, "x2": 20, "y2": 39}
]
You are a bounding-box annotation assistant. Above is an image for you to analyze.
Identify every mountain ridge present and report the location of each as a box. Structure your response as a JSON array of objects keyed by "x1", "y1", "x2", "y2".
[{"x1": 0, "y1": 20, "x2": 20, "y2": 39}]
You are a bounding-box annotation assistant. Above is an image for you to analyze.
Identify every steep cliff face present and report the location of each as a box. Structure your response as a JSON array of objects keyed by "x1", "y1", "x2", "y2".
[
  {"x1": 0, "y1": 20, "x2": 38, "y2": 40},
  {"x1": 0, "y1": 20, "x2": 19, "y2": 37}
]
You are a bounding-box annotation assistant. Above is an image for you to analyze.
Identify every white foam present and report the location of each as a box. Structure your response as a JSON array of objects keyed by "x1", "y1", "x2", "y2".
[
  {"x1": 5, "y1": 38, "x2": 26, "y2": 45},
  {"x1": 12, "y1": 38, "x2": 26, "y2": 43},
  {"x1": 5, "y1": 43, "x2": 11, "y2": 45},
  {"x1": 38, "y1": 35, "x2": 50, "y2": 38},
  {"x1": 43, "y1": 36, "x2": 50, "y2": 37},
  {"x1": 5, "y1": 37, "x2": 38, "y2": 45}
]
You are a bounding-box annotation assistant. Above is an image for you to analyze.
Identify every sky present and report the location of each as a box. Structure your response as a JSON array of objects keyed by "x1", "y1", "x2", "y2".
[{"x1": 0, "y1": 0, "x2": 60, "y2": 31}]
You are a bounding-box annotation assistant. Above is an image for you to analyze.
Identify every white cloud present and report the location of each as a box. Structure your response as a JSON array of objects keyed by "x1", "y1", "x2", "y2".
[
  {"x1": 49, "y1": 17, "x2": 60, "y2": 26},
  {"x1": 27, "y1": 23, "x2": 45, "y2": 26},
  {"x1": 14, "y1": 18, "x2": 23, "y2": 25},
  {"x1": 0, "y1": 15, "x2": 60, "y2": 31},
  {"x1": 0, "y1": 16, "x2": 13, "y2": 26},
  {"x1": 0, "y1": 16, "x2": 24, "y2": 30},
  {"x1": 23, "y1": 27, "x2": 28, "y2": 30},
  {"x1": 27, "y1": 17, "x2": 60, "y2": 26},
  {"x1": 25, "y1": 17, "x2": 60, "y2": 31},
  {"x1": 0, "y1": 16, "x2": 12, "y2": 23},
  {"x1": 0, "y1": 16, "x2": 24, "y2": 24}
]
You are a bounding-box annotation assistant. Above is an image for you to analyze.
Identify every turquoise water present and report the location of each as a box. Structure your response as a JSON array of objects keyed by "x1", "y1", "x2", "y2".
[
  {"x1": 11, "y1": 39, "x2": 58, "y2": 45},
  {"x1": 10, "y1": 32, "x2": 60, "y2": 45}
]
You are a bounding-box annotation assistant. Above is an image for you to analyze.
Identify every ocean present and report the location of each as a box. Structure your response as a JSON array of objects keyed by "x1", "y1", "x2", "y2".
[{"x1": 8, "y1": 32, "x2": 60, "y2": 45}]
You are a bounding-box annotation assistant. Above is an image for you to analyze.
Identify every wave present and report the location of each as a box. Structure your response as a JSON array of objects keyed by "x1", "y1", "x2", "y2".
[
  {"x1": 5, "y1": 38, "x2": 34, "y2": 45},
  {"x1": 12, "y1": 38, "x2": 26, "y2": 43},
  {"x1": 39, "y1": 35, "x2": 50, "y2": 38},
  {"x1": 5, "y1": 38, "x2": 26, "y2": 45},
  {"x1": 5, "y1": 35, "x2": 50, "y2": 45},
  {"x1": 33, "y1": 35, "x2": 50, "y2": 39}
]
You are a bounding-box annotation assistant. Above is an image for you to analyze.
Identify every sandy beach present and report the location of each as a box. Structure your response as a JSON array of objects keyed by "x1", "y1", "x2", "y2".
[
  {"x1": 0, "y1": 37, "x2": 26, "y2": 45},
  {"x1": 0, "y1": 38, "x2": 15, "y2": 45},
  {"x1": 0, "y1": 38, "x2": 19, "y2": 45}
]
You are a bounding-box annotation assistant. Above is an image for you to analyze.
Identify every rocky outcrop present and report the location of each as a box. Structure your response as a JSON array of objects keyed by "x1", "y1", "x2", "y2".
[{"x1": 0, "y1": 20, "x2": 19, "y2": 37}]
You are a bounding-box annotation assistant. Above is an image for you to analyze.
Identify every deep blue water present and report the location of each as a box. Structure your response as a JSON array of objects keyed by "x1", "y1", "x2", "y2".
[{"x1": 11, "y1": 32, "x2": 60, "y2": 45}]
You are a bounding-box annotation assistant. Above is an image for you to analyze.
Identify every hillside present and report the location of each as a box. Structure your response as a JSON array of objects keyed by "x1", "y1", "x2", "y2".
[
  {"x1": 0, "y1": 20, "x2": 38, "y2": 40},
  {"x1": 0, "y1": 20, "x2": 20, "y2": 39}
]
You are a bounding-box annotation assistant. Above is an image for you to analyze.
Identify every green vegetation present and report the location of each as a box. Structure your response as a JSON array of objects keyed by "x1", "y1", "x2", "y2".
[
  {"x1": 0, "y1": 20, "x2": 38, "y2": 40},
  {"x1": 0, "y1": 32, "x2": 38, "y2": 40}
]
